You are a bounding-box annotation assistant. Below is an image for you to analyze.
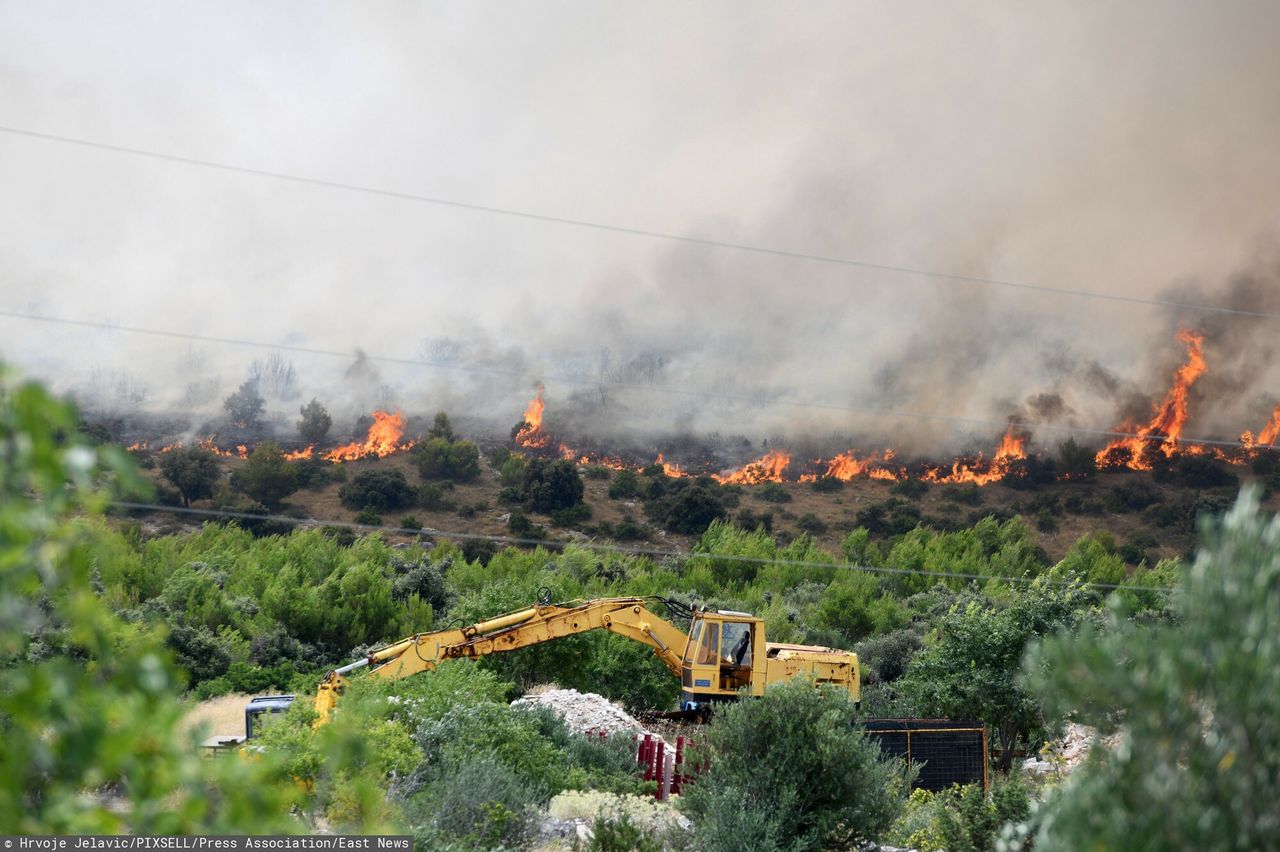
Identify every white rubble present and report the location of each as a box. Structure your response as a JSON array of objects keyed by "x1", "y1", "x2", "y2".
[{"x1": 512, "y1": 687, "x2": 652, "y2": 738}]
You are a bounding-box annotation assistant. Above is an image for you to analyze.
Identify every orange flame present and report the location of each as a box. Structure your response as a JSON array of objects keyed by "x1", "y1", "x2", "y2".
[
  {"x1": 713, "y1": 450, "x2": 792, "y2": 485},
  {"x1": 323, "y1": 411, "x2": 414, "y2": 462},
  {"x1": 515, "y1": 386, "x2": 554, "y2": 450},
  {"x1": 800, "y1": 449, "x2": 903, "y2": 483},
  {"x1": 1095, "y1": 330, "x2": 1207, "y2": 470},
  {"x1": 924, "y1": 425, "x2": 1028, "y2": 485},
  {"x1": 126, "y1": 441, "x2": 148, "y2": 452},
  {"x1": 197, "y1": 437, "x2": 236, "y2": 457},
  {"x1": 284, "y1": 446, "x2": 315, "y2": 461},
  {"x1": 1258, "y1": 404, "x2": 1280, "y2": 448},
  {"x1": 656, "y1": 452, "x2": 691, "y2": 478}
]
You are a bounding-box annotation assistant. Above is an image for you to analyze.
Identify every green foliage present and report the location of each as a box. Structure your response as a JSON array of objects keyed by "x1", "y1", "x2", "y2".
[
  {"x1": 796, "y1": 512, "x2": 828, "y2": 534},
  {"x1": 810, "y1": 474, "x2": 844, "y2": 493},
  {"x1": 757, "y1": 482, "x2": 791, "y2": 503},
  {"x1": 413, "y1": 436, "x2": 481, "y2": 482},
  {"x1": 353, "y1": 507, "x2": 383, "y2": 525},
  {"x1": 884, "y1": 772, "x2": 1030, "y2": 852},
  {"x1": 339, "y1": 468, "x2": 415, "y2": 511},
  {"x1": 159, "y1": 446, "x2": 222, "y2": 507},
  {"x1": 297, "y1": 398, "x2": 332, "y2": 443},
  {"x1": 856, "y1": 497, "x2": 922, "y2": 537},
  {"x1": 229, "y1": 442, "x2": 299, "y2": 509},
  {"x1": 0, "y1": 367, "x2": 308, "y2": 833},
  {"x1": 892, "y1": 478, "x2": 930, "y2": 499},
  {"x1": 1057, "y1": 436, "x2": 1096, "y2": 480},
  {"x1": 427, "y1": 411, "x2": 454, "y2": 441},
  {"x1": 645, "y1": 481, "x2": 728, "y2": 534},
  {"x1": 1025, "y1": 488, "x2": 1280, "y2": 851},
  {"x1": 223, "y1": 378, "x2": 265, "y2": 427},
  {"x1": 901, "y1": 578, "x2": 1090, "y2": 770},
  {"x1": 517, "y1": 458, "x2": 585, "y2": 512},
  {"x1": 682, "y1": 680, "x2": 908, "y2": 850},
  {"x1": 608, "y1": 467, "x2": 640, "y2": 499}
]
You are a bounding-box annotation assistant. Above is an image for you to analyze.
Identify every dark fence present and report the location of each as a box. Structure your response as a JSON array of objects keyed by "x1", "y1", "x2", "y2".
[{"x1": 862, "y1": 718, "x2": 988, "y2": 792}]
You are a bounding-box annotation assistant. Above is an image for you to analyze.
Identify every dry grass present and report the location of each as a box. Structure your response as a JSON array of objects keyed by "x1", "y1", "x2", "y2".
[{"x1": 182, "y1": 692, "x2": 263, "y2": 739}]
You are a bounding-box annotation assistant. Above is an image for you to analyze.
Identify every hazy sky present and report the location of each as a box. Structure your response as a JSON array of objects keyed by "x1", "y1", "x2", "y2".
[{"x1": 2, "y1": 1, "x2": 1279, "y2": 452}]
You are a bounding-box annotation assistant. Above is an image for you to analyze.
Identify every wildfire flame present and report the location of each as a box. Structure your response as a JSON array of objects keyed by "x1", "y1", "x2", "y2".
[
  {"x1": 656, "y1": 452, "x2": 691, "y2": 478},
  {"x1": 514, "y1": 386, "x2": 553, "y2": 449},
  {"x1": 323, "y1": 411, "x2": 414, "y2": 462},
  {"x1": 923, "y1": 425, "x2": 1028, "y2": 486},
  {"x1": 800, "y1": 449, "x2": 902, "y2": 483},
  {"x1": 284, "y1": 446, "x2": 315, "y2": 461},
  {"x1": 198, "y1": 437, "x2": 236, "y2": 458},
  {"x1": 126, "y1": 441, "x2": 148, "y2": 452},
  {"x1": 1095, "y1": 330, "x2": 1206, "y2": 470},
  {"x1": 1258, "y1": 405, "x2": 1280, "y2": 448},
  {"x1": 713, "y1": 450, "x2": 792, "y2": 485}
]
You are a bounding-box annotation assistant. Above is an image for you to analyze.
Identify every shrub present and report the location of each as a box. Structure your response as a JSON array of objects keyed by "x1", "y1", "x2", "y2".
[
  {"x1": 223, "y1": 379, "x2": 264, "y2": 428},
  {"x1": 390, "y1": 558, "x2": 450, "y2": 612},
  {"x1": 293, "y1": 457, "x2": 345, "y2": 490},
  {"x1": 607, "y1": 468, "x2": 640, "y2": 499},
  {"x1": 1169, "y1": 454, "x2": 1238, "y2": 488},
  {"x1": 417, "y1": 483, "x2": 453, "y2": 511},
  {"x1": 400, "y1": 515, "x2": 422, "y2": 531},
  {"x1": 159, "y1": 447, "x2": 222, "y2": 507},
  {"x1": 681, "y1": 680, "x2": 908, "y2": 850},
  {"x1": 891, "y1": 478, "x2": 929, "y2": 499},
  {"x1": 550, "y1": 503, "x2": 592, "y2": 527},
  {"x1": 414, "y1": 437, "x2": 481, "y2": 482},
  {"x1": 856, "y1": 628, "x2": 923, "y2": 684},
  {"x1": 940, "y1": 483, "x2": 983, "y2": 506},
  {"x1": 856, "y1": 498, "x2": 922, "y2": 537},
  {"x1": 1107, "y1": 479, "x2": 1161, "y2": 513},
  {"x1": 612, "y1": 515, "x2": 650, "y2": 541},
  {"x1": 645, "y1": 484, "x2": 728, "y2": 534},
  {"x1": 735, "y1": 507, "x2": 773, "y2": 532},
  {"x1": 353, "y1": 507, "x2": 383, "y2": 526},
  {"x1": 583, "y1": 465, "x2": 612, "y2": 480},
  {"x1": 810, "y1": 475, "x2": 845, "y2": 493},
  {"x1": 229, "y1": 442, "x2": 299, "y2": 509},
  {"x1": 1057, "y1": 436, "x2": 1097, "y2": 479},
  {"x1": 338, "y1": 469, "x2": 415, "y2": 511},
  {"x1": 297, "y1": 398, "x2": 332, "y2": 444},
  {"x1": 1026, "y1": 488, "x2": 1280, "y2": 850},
  {"x1": 520, "y1": 459, "x2": 585, "y2": 512},
  {"x1": 795, "y1": 512, "x2": 828, "y2": 535},
  {"x1": 1036, "y1": 507, "x2": 1058, "y2": 532},
  {"x1": 757, "y1": 482, "x2": 791, "y2": 503}
]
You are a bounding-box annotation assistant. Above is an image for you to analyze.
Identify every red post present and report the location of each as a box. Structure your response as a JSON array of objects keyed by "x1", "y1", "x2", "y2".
[
  {"x1": 673, "y1": 736, "x2": 685, "y2": 794},
  {"x1": 654, "y1": 740, "x2": 667, "y2": 800},
  {"x1": 640, "y1": 734, "x2": 653, "y2": 780}
]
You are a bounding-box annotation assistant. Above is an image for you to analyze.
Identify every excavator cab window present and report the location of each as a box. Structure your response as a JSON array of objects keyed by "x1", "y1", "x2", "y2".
[
  {"x1": 693, "y1": 618, "x2": 720, "y2": 665},
  {"x1": 722, "y1": 622, "x2": 752, "y2": 668}
]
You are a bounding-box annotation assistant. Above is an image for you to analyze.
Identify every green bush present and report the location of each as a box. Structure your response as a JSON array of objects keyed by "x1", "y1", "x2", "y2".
[
  {"x1": 892, "y1": 478, "x2": 929, "y2": 499},
  {"x1": 682, "y1": 679, "x2": 908, "y2": 850},
  {"x1": 520, "y1": 458, "x2": 585, "y2": 512},
  {"x1": 796, "y1": 512, "x2": 829, "y2": 534},
  {"x1": 810, "y1": 475, "x2": 845, "y2": 493},
  {"x1": 1026, "y1": 488, "x2": 1280, "y2": 850},
  {"x1": 608, "y1": 468, "x2": 640, "y2": 499},
  {"x1": 757, "y1": 482, "x2": 791, "y2": 503},
  {"x1": 413, "y1": 437, "x2": 482, "y2": 482},
  {"x1": 339, "y1": 469, "x2": 415, "y2": 511},
  {"x1": 353, "y1": 507, "x2": 383, "y2": 526},
  {"x1": 229, "y1": 442, "x2": 299, "y2": 509},
  {"x1": 645, "y1": 483, "x2": 728, "y2": 534}
]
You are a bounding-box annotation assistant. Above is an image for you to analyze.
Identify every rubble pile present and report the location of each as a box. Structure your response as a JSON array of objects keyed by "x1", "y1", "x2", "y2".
[{"x1": 512, "y1": 688, "x2": 650, "y2": 738}]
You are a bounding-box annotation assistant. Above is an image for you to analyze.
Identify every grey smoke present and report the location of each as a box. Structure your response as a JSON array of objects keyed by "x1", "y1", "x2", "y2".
[{"x1": 1, "y1": 1, "x2": 1279, "y2": 457}]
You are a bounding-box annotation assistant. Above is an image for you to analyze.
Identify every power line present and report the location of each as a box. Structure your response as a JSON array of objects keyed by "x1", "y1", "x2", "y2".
[
  {"x1": 1, "y1": 123, "x2": 1276, "y2": 321},
  {"x1": 107, "y1": 500, "x2": 1177, "y2": 594},
  {"x1": 0, "y1": 307, "x2": 1269, "y2": 453}
]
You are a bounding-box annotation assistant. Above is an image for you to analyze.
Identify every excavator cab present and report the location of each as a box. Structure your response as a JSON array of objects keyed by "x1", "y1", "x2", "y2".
[{"x1": 679, "y1": 609, "x2": 765, "y2": 714}]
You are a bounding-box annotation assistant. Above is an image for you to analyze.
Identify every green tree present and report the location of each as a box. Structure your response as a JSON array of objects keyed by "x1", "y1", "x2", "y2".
[
  {"x1": 0, "y1": 367, "x2": 303, "y2": 833},
  {"x1": 413, "y1": 436, "x2": 481, "y2": 482},
  {"x1": 520, "y1": 458, "x2": 584, "y2": 512},
  {"x1": 1025, "y1": 488, "x2": 1278, "y2": 851},
  {"x1": 230, "y1": 441, "x2": 299, "y2": 509},
  {"x1": 427, "y1": 410, "x2": 454, "y2": 441},
  {"x1": 297, "y1": 398, "x2": 332, "y2": 443},
  {"x1": 901, "y1": 578, "x2": 1089, "y2": 771},
  {"x1": 339, "y1": 468, "x2": 415, "y2": 511},
  {"x1": 682, "y1": 679, "x2": 908, "y2": 850},
  {"x1": 159, "y1": 446, "x2": 222, "y2": 507},
  {"x1": 223, "y1": 379, "x2": 265, "y2": 427},
  {"x1": 1056, "y1": 436, "x2": 1096, "y2": 479}
]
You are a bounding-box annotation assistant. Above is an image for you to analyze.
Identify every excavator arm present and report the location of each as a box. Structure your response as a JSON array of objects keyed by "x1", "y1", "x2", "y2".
[{"x1": 314, "y1": 596, "x2": 690, "y2": 724}]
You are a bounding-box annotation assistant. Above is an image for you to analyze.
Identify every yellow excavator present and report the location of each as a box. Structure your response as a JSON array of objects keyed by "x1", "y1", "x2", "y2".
[{"x1": 308, "y1": 594, "x2": 859, "y2": 725}]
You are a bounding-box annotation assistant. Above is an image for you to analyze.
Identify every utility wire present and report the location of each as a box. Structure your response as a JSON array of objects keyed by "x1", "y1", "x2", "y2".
[
  {"x1": 1, "y1": 123, "x2": 1276, "y2": 321},
  {"x1": 0, "y1": 308, "x2": 1270, "y2": 453},
  {"x1": 107, "y1": 500, "x2": 1177, "y2": 594}
]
